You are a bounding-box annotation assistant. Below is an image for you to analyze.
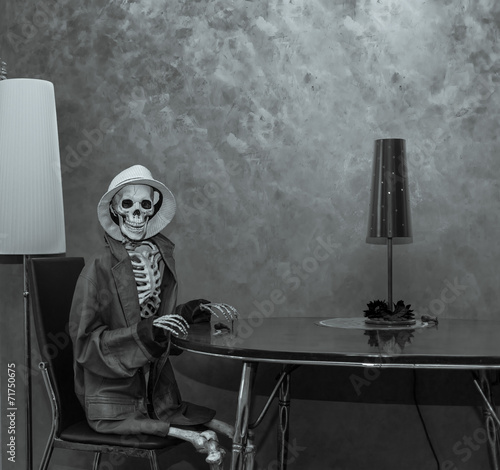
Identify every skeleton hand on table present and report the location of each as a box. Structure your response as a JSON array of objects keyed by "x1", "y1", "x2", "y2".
[
  {"x1": 153, "y1": 314, "x2": 190, "y2": 337},
  {"x1": 199, "y1": 302, "x2": 239, "y2": 320},
  {"x1": 153, "y1": 303, "x2": 238, "y2": 338}
]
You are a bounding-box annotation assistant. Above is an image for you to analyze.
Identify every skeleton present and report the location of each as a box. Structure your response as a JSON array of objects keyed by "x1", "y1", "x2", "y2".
[
  {"x1": 110, "y1": 183, "x2": 242, "y2": 469},
  {"x1": 125, "y1": 240, "x2": 163, "y2": 318}
]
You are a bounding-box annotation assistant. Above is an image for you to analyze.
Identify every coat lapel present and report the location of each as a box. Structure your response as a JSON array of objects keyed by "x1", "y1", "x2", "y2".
[
  {"x1": 111, "y1": 257, "x2": 141, "y2": 327},
  {"x1": 154, "y1": 233, "x2": 177, "y2": 282},
  {"x1": 107, "y1": 236, "x2": 141, "y2": 327},
  {"x1": 154, "y1": 234, "x2": 178, "y2": 316}
]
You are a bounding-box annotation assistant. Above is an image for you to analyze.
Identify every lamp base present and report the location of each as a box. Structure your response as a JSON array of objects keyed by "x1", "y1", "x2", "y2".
[
  {"x1": 365, "y1": 318, "x2": 416, "y2": 327},
  {"x1": 363, "y1": 299, "x2": 415, "y2": 323}
]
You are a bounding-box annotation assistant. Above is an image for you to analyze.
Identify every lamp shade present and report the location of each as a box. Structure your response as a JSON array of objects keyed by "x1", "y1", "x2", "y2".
[
  {"x1": 366, "y1": 138, "x2": 412, "y2": 245},
  {"x1": 0, "y1": 79, "x2": 66, "y2": 255}
]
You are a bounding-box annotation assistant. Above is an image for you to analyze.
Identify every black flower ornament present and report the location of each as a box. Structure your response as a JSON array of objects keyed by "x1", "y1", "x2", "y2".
[{"x1": 364, "y1": 299, "x2": 414, "y2": 322}]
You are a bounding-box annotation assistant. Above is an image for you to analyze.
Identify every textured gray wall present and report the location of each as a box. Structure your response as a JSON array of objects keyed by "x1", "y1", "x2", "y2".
[{"x1": 1, "y1": 1, "x2": 500, "y2": 469}]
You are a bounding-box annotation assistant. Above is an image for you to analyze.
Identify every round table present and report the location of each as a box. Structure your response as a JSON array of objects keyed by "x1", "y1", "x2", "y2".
[{"x1": 173, "y1": 317, "x2": 500, "y2": 470}]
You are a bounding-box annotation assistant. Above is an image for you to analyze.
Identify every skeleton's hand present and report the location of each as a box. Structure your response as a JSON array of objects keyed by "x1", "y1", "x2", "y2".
[
  {"x1": 199, "y1": 303, "x2": 239, "y2": 320},
  {"x1": 153, "y1": 314, "x2": 190, "y2": 337}
]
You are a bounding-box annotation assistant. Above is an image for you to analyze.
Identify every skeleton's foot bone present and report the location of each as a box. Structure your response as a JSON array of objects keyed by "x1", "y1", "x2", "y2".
[
  {"x1": 200, "y1": 430, "x2": 225, "y2": 468},
  {"x1": 205, "y1": 439, "x2": 225, "y2": 469},
  {"x1": 200, "y1": 302, "x2": 239, "y2": 320},
  {"x1": 153, "y1": 314, "x2": 190, "y2": 337},
  {"x1": 168, "y1": 427, "x2": 225, "y2": 469}
]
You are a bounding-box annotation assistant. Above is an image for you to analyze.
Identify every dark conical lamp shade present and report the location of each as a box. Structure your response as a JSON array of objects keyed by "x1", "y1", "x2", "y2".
[{"x1": 366, "y1": 138, "x2": 412, "y2": 245}]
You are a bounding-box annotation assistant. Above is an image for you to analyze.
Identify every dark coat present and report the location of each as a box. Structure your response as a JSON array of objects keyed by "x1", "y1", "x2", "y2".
[{"x1": 69, "y1": 233, "x2": 214, "y2": 436}]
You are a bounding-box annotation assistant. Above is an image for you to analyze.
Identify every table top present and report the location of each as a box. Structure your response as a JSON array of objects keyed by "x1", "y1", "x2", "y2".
[{"x1": 172, "y1": 317, "x2": 500, "y2": 369}]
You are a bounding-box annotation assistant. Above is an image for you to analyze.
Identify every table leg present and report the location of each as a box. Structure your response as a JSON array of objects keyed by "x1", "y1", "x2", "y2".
[
  {"x1": 277, "y1": 365, "x2": 291, "y2": 470},
  {"x1": 474, "y1": 371, "x2": 500, "y2": 470},
  {"x1": 231, "y1": 362, "x2": 257, "y2": 470}
]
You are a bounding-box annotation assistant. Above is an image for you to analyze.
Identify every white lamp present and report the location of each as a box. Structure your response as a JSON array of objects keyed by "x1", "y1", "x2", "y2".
[{"x1": 0, "y1": 77, "x2": 66, "y2": 470}]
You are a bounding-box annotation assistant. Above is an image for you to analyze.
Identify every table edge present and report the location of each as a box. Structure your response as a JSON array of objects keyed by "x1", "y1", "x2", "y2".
[{"x1": 174, "y1": 344, "x2": 500, "y2": 370}]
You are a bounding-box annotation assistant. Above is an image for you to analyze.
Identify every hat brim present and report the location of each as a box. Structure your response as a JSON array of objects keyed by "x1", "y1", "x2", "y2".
[{"x1": 97, "y1": 177, "x2": 176, "y2": 241}]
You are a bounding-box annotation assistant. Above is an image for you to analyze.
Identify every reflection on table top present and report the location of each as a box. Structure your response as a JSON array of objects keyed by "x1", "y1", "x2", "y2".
[{"x1": 171, "y1": 317, "x2": 500, "y2": 369}]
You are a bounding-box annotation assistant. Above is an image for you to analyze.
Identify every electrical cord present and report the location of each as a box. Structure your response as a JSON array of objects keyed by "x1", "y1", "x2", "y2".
[{"x1": 413, "y1": 368, "x2": 441, "y2": 470}]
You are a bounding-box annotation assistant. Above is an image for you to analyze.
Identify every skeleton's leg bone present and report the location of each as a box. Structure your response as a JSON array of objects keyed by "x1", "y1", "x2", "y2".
[
  {"x1": 168, "y1": 427, "x2": 225, "y2": 469},
  {"x1": 206, "y1": 418, "x2": 235, "y2": 440}
]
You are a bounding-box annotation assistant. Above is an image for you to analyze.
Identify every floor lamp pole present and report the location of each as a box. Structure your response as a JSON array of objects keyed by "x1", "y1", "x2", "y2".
[
  {"x1": 23, "y1": 255, "x2": 33, "y2": 470},
  {"x1": 387, "y1": 238, "x2": 393, "y2": 309}
]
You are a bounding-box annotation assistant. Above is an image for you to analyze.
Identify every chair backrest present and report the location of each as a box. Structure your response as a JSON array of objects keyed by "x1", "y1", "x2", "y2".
[{"x1": 29, "y1": 257, "x2": 85, "y2": 433}]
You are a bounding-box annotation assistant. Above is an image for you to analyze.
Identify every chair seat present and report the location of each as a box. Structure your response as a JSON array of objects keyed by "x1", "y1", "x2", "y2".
[{"x1": 59, "y1": 420, "x2": 181, "y2": 450}]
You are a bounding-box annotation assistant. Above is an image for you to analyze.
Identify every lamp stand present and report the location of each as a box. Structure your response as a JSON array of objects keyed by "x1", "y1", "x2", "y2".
[
  {"x1": 387, "y1": 238, "x2": 393, "y2": 310},
  {"x1": 23, "y1": 255, "x2": 33, "y2": 470}
]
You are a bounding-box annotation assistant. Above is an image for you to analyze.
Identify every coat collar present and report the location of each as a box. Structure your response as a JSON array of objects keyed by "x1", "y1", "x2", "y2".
[
  {"x1": 105, "y1": 232, "x2": 176, "y2": 271},
  {"x1": 104, "y1": 233, "x2": 177, "y2": 326}
]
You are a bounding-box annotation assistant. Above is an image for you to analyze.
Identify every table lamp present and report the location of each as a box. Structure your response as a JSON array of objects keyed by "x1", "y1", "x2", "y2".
[
  {"x1": 0, "y1": 75, "x2": 66, "y2": 470},
  {"x1": 366, "y1": 138, "x2": 412, "y2": 311}
]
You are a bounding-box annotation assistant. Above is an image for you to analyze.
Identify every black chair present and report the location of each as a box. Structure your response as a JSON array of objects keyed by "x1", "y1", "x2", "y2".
[{"x1": 29, "y1": 257, "x2": 184, "y2": 470}]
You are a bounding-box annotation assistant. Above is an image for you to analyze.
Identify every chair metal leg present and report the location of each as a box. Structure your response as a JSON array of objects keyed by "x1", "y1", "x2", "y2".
[
  {"x1": 148, "y1": 450, "x2": 160, "y2": 470},
  {"x1": 38, "y1": 363, "x2": 58, "y2": 470},
  {"x1": 277, "y1": 367, "x2": 291, "y2": 470},
  {"x1": 38, "y1": 435, "x2": 55, "y2": 470},
  {"x1": 92, "y1": 451, "x2": 101, "y2": 470},
  {"x1": 231, "y1": 362, "x2": 257, "y2": 470}
]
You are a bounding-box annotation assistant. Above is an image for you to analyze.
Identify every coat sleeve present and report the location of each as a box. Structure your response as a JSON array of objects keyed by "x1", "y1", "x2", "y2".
[
  {"x1": 69, "y1": 265, "x2": 167, "y2": 379},
  {"x1": 174, "y1": 299, "x2": 211, "y2": 324}
]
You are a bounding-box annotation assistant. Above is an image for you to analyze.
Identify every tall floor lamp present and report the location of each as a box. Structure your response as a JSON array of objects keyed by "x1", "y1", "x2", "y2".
[
  {"x1": 366, "y1": 138, "x2": 412, "y2": 308},
  {"x1": 0, "y1": 77, "x2": 66, "y2": 470}
]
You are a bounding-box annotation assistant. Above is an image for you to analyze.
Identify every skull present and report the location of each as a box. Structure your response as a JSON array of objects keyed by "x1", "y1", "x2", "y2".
[{"x1": 111, "y1": 184, "x2": 156, "y2": 241}]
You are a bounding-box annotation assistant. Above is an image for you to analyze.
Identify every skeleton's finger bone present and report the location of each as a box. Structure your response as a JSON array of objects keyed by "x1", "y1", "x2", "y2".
[
  {"x1": 200, "y1": 305, "x2": 218, "y2": 318},
  {"x1": 153, "y1": 325, "x2": 182, "y2": 337},
  {"x1": 167, "y1": 314, "x2": 190, "y2": 329},
  {"x1": 155, "y1": 313, "x2": 189, "y2": 325},
  {"x1": 216, "y1": 303, "x2": 238, "y2": 319},
  {"x1": 223, "y1": 303, "x2": 239, "y2": 318},
  {"x1": 153, "y1": 316, "x2": 189, "y2": 334},
  {"x1": 202, "y1": 303, "x2": 238, "y2": 320},
  {"x1": 153, "y1": 318, "x2": 189, "y2": 332},
  {"x1": 152, "y1": 321, "x2": 188, "y2": 337},
  {"x1": 200, "y1": 303, "x2": 225, "y2": 319}
]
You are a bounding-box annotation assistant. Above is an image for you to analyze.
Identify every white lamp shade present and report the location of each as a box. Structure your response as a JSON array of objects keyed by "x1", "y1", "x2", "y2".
[{"x1": 0, "y1": 79, "x2": 66, "y2": 255}]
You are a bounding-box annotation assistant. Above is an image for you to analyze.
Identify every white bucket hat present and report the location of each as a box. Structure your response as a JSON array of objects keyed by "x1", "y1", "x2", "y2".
[{"x1": 97, "y1": 165, "x2": 176, "y2": 241}]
